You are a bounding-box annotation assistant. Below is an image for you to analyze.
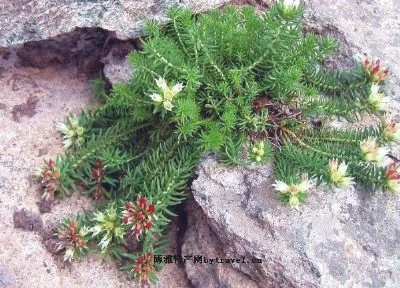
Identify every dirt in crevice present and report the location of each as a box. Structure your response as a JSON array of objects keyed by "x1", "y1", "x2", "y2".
[
  {"x1": 172, "y1": 202, "x2": 190, "y2": 268},
  {"x1": 229, "y1": 0, "x2": 272, "y2": 10},
  {"x1": 37, "y1": 199, "x2": 53, "y2": 214},
  {"x1": 15, "y1": 27, "x2": 139, "y2": 81},
  {"x1": 13, "y1": 209, "x2": 43, "y2": 232},
  {"x1": 16, "y1": 27, "x2": 109, "y2": 75},
  {"x1": 171, "y1": 201, "x2": 196, "y2": 288},
  {"x1": 11, "y1": 95, "x2": 39, "y2": 122},
  {"x1": 12, "y1": 208, "x2": 64, "y2": 265}
]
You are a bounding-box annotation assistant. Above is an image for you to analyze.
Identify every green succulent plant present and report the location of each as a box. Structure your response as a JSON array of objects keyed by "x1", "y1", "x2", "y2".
[{"x1": 36, "y1": 1, "x2": 399, "y2": 285}]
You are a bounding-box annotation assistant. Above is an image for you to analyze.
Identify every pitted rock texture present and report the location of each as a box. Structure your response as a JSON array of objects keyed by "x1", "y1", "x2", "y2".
[
  {"x1": 0, "y1": 0, "x2": 229, "y2": 47},
  {"x1": 304, "y1": 0, "x2": 400, "y2": 100},
  {"x1": 182, "y1": 195, "x2": 260, "y2": 288},
  {"x1": 189, "y1": 157, "x2": 400, "y2": 288},
  {"x1": 102, "y1": 39, "x2": 135, "y2": 85}
]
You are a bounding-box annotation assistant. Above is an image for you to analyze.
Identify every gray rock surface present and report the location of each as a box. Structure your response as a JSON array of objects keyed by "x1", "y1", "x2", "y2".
[
  {"x1": 304, "y1": 0, "x2": 400, "y2": 101},
  {"x1": 189, "y1": 157, "x2": 400, "y2": 288},
  {"x1": 182, "y1": 195, "x2": 260, "y2": 288},
  {"x1": 0, "y1": 266, "x2": 16, "y2": 288},
  {"x1": 103, "y1": 58, "x2": 134, "y2": 86},
  {"x1": 102, "y1": 40, "x2": 135, "y2": 85},
  {"x1": 0, "y1": 0, "x2": 229, "y2": 47}
]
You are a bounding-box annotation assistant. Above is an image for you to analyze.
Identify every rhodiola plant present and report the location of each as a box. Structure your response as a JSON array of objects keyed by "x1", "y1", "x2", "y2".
[{"x1": 35, "y1": 1, "x2": 399, "y2": 285}]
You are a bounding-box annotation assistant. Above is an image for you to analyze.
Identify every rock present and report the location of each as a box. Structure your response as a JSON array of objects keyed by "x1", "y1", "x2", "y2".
[
  {"x1": 103, "y1": 58, "x2": 134, "y2": 86},
  {"x1": 0, "y1": 0, "x2": 230, "y2": 47},
  {"x1": 189, "y1": 157, "x2": 400, "y2": 288},
  {"x1": 0, "y1": 266, "x2": 16, "y2": 288},
  {"x1": 182, "y1": 195, "x2": 260, "y2": 288},
  {"x1": 0, "y1": 176, "x2": 6, "y2": 188},
  {"x1": 303, "y1": 0, "x2": 400, "y2": 100},
  {"x1": 102, "y1": 40, "x2": 135, "y2": 85}
]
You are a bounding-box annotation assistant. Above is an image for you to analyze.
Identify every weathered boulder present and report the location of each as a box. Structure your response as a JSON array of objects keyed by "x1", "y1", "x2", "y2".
[
  {"x1": 303, "y1": 0, "x2": 400, "y2": 99},
  {"x1": 0, "y1": 0, "x2": 230, "y2": 47},
  {"x1": 182, "y1": 195, "x2": 260, "y2": 288},
  {"x1": 187, "y1": 157, "x2": 400, "y2": 287}
]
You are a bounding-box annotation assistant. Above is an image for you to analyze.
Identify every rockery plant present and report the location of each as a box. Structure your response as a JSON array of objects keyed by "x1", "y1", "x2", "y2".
[{"x1": 35, "y1": 1, "x2": 398, "y2": 285}]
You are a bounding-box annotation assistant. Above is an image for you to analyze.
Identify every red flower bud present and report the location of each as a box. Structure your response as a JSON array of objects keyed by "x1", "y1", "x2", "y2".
[
  {"x1": 382, "y1": 68, "x2": 389, "y2": 78},
  {"x1": 138, "y1": 197, "x2": 147, "y2": 209},
  {"x1": 132, "y1": 252, "x2": 154, "y2": 285},
  {"x1": 95, "y1": 159, "x2": 104, "y2": 169},
  {"x1": 147, "y1": 204, "x2": 155, "y2": 214},
  {"x1": 133, "y1": 264, "x2": 142, "y2": 273},
  {"x1": 46, "y1": 183, "x2": 57, "y2": 193},
  {"x1": 144, "y1": 220, "x2": 152, "y2": 229},
  {"x1": 124, "y1": 201, "x2": 134, "y2": 211},
  {"x1": 76, "y1": 238, "x2": 85, "y2": 247},
  {"x1": 363, "y1": 58, "x2": 371, "y2": 69},
  {"x1": 386, "y1": 162, "x2": 400, "y2": 180},
  {"x1": 363, "y1": 58, "x2": 389, "y2": 82},
  {"x1": 69, "y1": 220, "x2": 78, "y2": 232},
  {"x1": 135, "y1": 212, "x2": 143, "y2": 221},
  {"x1": 92, "y1": 169, "x2": 101, "y2": 181},
  {"x1": 133, "y1": 225, "x2": 141, "y2": 236},
  {"x1": 137, "y1": 255, "x2": 145, "y2": 264},
  {"x1": 371, "y1": 61, "x2": 380, "y2": 74},
  {"x1": 42, "y1": 171, "x2": 52, "y2": 182},
  {"x1": 122, "y1": 215, "x2": 130, "y2": 224},
  {"x1": 48, "y1": 159, "x2": 55, "y2": 169},
  {"x1": 94, "y1": 186, "x2": 103, "y2": 199},
  {"x1": 70, "y1": 233, "x2": 80, "y2": 242}
]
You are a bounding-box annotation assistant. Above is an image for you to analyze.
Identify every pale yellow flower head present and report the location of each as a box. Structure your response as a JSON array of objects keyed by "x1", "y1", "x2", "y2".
[
  {"x1": 150, "y1": 77, "x2": 184, "y2": 111},
  {"x1": 252, "y1": 141, "x2": 266, "y2": 162},
  {"x1": 387, "y1": 179, "x2": 400, "y2": 194},
  {"x1": 56, "y1": 114, "x2": 85, "y2": 149},
  {"x1": 328, "y1": 159, "x2": 354, "y2": 188},
  {"x1": 282, "y1": 0, "x2": 300, "y2": 8},
  {"x1": 90, "y1": 206, "x2": 124, "y2": 251},
  {"x1": 382, "y1": 119, "x2": 400, "y2": 143},
  {"x1": 273, "y1": 177, "x2": 313, "y2": 196},
  {"x1": 367, "y1": 84, "x2": 389, "y2": 112},
  {"x1": 63, "y1": 247, "x2": 75, "y2": 262},
  {"x1": 289, "y1": 196, "x2": 300, "y2": 208},
  {"x1": 360, "y1": 137, "x2": 388, "y2": 166},
  {"x1": 163, "y1": 100, "x2": 174, "y2": 111}
]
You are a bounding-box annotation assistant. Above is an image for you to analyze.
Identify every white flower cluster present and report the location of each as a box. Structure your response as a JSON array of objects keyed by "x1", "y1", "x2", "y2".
[
  {"x1": 90, "y1": 206, "x2": 125, "y2": 251},
  {"x1": 56, "y1": 115, "x2": 85, "y2": 149},
  {"x1": 150, "y1": 77, "x2": 184, "y2": 111},
  {"x1": 367, "y1": 84, "x2": 390, "y2": 112}
]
